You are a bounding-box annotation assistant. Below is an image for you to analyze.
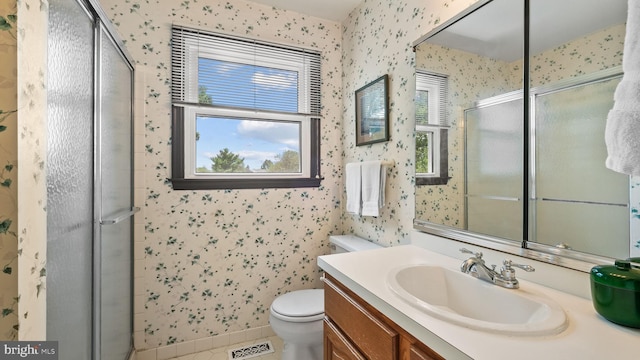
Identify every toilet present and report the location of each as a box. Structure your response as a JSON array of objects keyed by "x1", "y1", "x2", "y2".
[{"x1": 269, "y1": 235, "x2": 383, "y2": 360}]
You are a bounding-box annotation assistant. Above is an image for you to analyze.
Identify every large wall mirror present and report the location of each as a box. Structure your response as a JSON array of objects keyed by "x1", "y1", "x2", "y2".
[{"x1": 413, "y1": 0, "x2": 635, "y2": 271}]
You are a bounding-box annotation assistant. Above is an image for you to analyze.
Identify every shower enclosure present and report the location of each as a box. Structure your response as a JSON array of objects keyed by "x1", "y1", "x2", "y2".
[
  {"x1": 465, "y1": 93, "x2": 524, "y2": 242},
  {"x1": 46, "y1": 0, "x2": 135, "y2": 359},
  {"x1": 465, "y1": 70, "x2": 630, "y2": 258}
]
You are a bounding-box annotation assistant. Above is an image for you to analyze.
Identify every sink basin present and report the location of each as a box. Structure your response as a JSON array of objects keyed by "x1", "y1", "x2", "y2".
[{"x1": 387, "y1": 264, "x2": 568, "y2": 336}]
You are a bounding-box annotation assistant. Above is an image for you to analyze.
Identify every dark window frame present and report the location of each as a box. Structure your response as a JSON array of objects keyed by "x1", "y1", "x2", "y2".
[
  {"x1": 169, "y1": 26, "x2": 323, "y2": 190},
  {"x1": 171, "y1": 106, "x2": 322, "y2": 190}
]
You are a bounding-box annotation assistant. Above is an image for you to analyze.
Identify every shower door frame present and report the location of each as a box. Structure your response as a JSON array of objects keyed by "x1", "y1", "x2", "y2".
[
  {"x1": 47, "y1": 0, "x2": 137, "y2": 358},
  {"x1": 92, "y1": 18, "x2": 136, "y2": 360},
  {"x1": 527, "y1": 66, "x2": 628, "y2": 257},
  {"x1": 463, "y1": 90, "x2": 524, "y2": 243},
  {"x1": 462, "y1": 66, "x2": 630, "y2": 262},
  {"x1": 89, "y1": 1, "x2": 137, "y2": 358}
]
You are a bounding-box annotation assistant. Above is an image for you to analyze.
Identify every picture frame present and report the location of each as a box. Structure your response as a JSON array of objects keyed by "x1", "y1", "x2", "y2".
[{"x1": 355, "y1": 74, "x2": 389, "y2": 146}]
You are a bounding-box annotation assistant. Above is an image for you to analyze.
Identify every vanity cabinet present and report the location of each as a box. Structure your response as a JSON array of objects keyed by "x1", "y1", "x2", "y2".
[{"x1": 324, "y1": 275, "x2": 444, "y2": 360}]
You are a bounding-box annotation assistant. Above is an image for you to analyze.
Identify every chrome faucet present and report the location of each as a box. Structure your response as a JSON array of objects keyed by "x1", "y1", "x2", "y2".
[{"x1": 460, "y1": 248, "x2": 535, "y2": 289}]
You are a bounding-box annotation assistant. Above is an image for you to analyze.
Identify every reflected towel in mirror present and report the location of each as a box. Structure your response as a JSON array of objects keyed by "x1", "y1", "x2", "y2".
[{"x1": 605, "y1": 0, "x2": 640, "y2": 176}]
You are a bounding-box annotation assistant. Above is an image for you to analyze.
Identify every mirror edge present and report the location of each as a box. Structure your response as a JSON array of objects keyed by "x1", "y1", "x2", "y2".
[
  {"x1": 412, "y1": 0, "x2": 494, "y2": 49},
  {"x1": 414, "y1": 219, "x2": 615, "y2": 272}
]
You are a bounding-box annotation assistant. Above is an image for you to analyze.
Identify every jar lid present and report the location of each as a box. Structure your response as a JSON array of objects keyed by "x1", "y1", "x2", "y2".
[
  {"x1": 591, "y1": 259, "x2": 640, "y2": 292},
  {"x1": 271, "y1": 289, "x2": 324, "y2": 317}
]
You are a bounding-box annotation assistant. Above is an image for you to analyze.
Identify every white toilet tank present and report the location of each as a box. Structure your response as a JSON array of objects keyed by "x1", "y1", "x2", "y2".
[{"x1": 329, "y1": 234, "x2": 383, "y2": 254}]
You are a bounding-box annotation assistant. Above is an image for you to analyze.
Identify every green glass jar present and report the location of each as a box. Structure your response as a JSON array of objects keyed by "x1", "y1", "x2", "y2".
[{"x1": 590, "y1": 259, "x2": 640, "y2": 328}]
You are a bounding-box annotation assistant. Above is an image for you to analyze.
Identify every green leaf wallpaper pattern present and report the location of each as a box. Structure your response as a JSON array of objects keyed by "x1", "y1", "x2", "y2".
[
  {"x1": 102, "y1": 0, "x2": 344, "y2": 347},
  {"x1": 96, "y1": 0, "x2": 640, "y2": 351},
  {"x1": 99, "y1": 0, "x2": 484, "y2": 348},
  {"x1": 0, "y1": 17, "x2": 12, "y2": 31},
  {"x1": 0, "y1": 0, "x2": 17, "y2": 342}
]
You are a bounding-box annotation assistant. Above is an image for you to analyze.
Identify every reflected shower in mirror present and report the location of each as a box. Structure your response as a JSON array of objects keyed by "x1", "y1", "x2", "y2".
[
  {"x1": 414, "y1": 0, "x2": 525, "y2": 242},
  {"x1": 414, "y1": 0, "x2": 633, "y2": 263}
]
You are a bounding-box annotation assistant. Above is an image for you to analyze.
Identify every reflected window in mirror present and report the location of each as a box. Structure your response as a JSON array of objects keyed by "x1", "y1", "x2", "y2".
[
  {"x1": 412, "y1": 0, "x2": 636, "y2": 271},
  {"x1": 416, "y1": 71, "x2": 450, "y2": 186}
]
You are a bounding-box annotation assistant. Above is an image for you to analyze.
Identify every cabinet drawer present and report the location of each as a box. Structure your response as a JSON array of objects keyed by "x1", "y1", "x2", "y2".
[{"x1": 324, "y1": 276, "x2": 398, "y2": 360}]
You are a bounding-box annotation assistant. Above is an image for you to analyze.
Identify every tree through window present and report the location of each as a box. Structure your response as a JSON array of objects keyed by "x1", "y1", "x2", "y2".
[{"x1": 170, "y1": 25, "x2": 322, "y2": 189}]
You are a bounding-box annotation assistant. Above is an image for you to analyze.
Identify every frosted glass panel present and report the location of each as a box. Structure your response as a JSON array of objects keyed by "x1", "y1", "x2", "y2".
[
  {"x1": 100, "y1": 28, "x2": 133, "y2": 216},
  {"x1": 466, "y1": 98, "x2": 524, "y2": 198},
  {"x1": 467, "y1": 197, "x2": 522, "y2": 241},
  {"x1": 465, "y1": 97, "x2": 524, "y2": 241},
  {"x1": 536, "y1": 200, "x2": 628, "y2": 258},
  {"x1": 535, "y1": 77, "x2": 628, "y2": 204},
  {"x1": 100, "y1": 218, "x2": 132, "y2": 360},
  {"x1": 46, "y1": 0, "x2": 94, "y2": 358},
  {"x1": 533, "y1": 76, "x2": 630, "y2": 256},
  {"x1": 98, "y1": 24, "x2": 133, "y2": 360}
]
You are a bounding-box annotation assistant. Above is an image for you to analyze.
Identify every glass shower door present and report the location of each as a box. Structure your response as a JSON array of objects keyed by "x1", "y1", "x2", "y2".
[
  {"x1": 46, "y1": 0, "x2": 94, "y2": 358},
  {"x1": 96, "y1": 23, "x2": 135, "y2": 360},
  {"x1": 47, "y1": 1, "x2": 134, "y2": 359},
  {"x1": 533, "y1": 76, "x2": 629, "y2": 258},
  {"x1": 465, "y1": 95, "x2": 524, "y2": 241}
]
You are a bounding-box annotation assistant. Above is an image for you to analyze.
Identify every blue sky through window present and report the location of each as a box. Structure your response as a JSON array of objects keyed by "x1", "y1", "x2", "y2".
[
  {"x1": 198, "y1": 58, "x2": 298, "y2": 111},
  {"x1": 196, "y1": 58, "x2": 301, "y2": 172},
  {"x1": 196, "y1": 117, "x2": 300, "y2": 171}
]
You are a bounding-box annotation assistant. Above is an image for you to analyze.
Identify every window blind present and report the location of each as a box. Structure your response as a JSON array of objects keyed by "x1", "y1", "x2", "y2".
[
  {"x1": 416, "y1": 71, "x2": 448, "y2": 126},
  {"x1": 171, "y1": 25, "x2": 321, "y2": 116}
]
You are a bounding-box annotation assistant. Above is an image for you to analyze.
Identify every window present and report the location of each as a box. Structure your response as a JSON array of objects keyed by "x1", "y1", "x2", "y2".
[
  {"x1": 415, "y1": 71, "x2": 450, "y2": 185},
  {"x1": 170, "y1": 26, "x2": 322, "y2": 190}
]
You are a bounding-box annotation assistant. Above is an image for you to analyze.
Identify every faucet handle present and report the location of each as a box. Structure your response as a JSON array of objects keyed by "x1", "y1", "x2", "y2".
[
  {"x1": 503, "y1": 259, "x2": 535, "y2": 272},
  {"x1": 460, "y1": 248, "x2": 483, "y2": 259},
  {"x1": 500, "y1": 260, "x2": 534, "y2": 283}
]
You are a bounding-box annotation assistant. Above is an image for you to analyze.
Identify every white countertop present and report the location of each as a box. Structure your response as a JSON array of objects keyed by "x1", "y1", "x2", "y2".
[{"x1": 318, "y1": 245, "x2": 640, "y2": 360}]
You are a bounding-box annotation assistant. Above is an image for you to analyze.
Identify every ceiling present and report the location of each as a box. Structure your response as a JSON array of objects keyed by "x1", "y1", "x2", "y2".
[
  {"x1": 246, "y1": 0, "x2": 363, "y2": 22},
  {"x1": 421, "y1": 0, "x2": 627, "y2": 62}
]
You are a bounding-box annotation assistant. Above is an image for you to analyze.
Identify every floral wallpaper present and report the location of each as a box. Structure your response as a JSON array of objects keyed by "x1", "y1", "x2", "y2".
[
  {"x1": 16, "y1": 0, "x2": 48, "y2": 340},
  {"x1": 99, "y1": 0, "x2": 488, "y2": 350},
  {"x1": 341, "y1": 0, "x2": 477, "y2": 244},
  {"x1": 21, "y1": 0, "x2": 628, "y2": 353},
  {"x1": 0, "y1": 0, "x2": 18, "y2": 341},
  {"x1": 530, "y1": 23, "x2": 626, "y2": 87},
  {"x1": 414, "y1": 44, "x2": 520, "y2": 226},
  {"x1": 100, "y1": 0, "x2": 343, "y2": 348}
]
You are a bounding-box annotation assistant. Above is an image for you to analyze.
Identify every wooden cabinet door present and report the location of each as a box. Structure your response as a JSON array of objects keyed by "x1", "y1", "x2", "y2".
[
  {"x1": 324, "y1": 277, "x2": 398, "y2": 359},
  {"x1": 409, "y1": 345, "x2": 443, "y2": 360},
  {"x1": 323, "y1": 275, "x2": 444, "y2": 360},
  {"x1": 400, "y1": 336, "x2": 445, "y2": 360},
  {"x1": 324, "y1": 319, "x2": 367, "y2": 360}
]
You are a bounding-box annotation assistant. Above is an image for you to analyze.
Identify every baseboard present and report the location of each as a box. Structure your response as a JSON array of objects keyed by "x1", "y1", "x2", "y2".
[{"x1": 134, "y1": 325, "x2": 276, "y2": 360}]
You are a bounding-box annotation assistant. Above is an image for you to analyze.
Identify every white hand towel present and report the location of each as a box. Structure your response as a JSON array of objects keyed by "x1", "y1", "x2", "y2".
[
  {"x1": 346, "y1": 162, "x2": 361, "y2": 215},
  {"x1": 361, "y1": 160, "x2": 385, "y2": 217},
  {"x1": 605, "y1": 0, "x2": 640, "y2": 176}
]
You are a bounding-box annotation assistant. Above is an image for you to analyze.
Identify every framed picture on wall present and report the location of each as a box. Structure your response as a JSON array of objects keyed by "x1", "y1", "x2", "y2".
[{"x1": 355, "y1": 74, "x2": 389, "y2": 146}]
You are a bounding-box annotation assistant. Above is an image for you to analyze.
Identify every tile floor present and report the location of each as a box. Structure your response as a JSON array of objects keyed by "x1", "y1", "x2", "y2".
[{"x1": 167, "y1": 336, "x2": 283, "y2": 360}]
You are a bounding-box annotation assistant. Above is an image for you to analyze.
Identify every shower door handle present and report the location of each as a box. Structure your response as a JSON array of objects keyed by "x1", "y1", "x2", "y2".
[
  {"x1": 100, "y1": 207, "x2": 140, "y2": 225},
  {"x1": 539, "y1": 197, "x2": 628, "y2": 207},
  {"x1": 465, "y1": 194, "x2": 520, "y2": 202}
]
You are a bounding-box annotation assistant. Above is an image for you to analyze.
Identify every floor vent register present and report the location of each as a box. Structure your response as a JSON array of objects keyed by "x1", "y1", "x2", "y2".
[{"x1": 228, "y1": 340, "x2": 275, "y2": 360}]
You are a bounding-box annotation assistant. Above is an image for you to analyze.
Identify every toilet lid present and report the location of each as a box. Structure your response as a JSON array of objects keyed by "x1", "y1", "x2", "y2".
[{"x1": 271, "y1": 289, "x2": 324, "y2": 317}]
